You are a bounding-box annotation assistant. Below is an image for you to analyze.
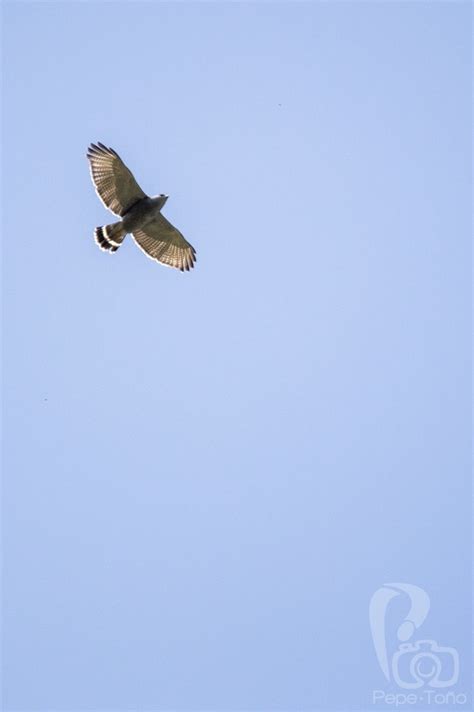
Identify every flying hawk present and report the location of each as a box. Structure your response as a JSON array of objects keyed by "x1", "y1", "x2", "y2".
[{"x1": 86, "y1": 142, "x2": 196, "y2": 271}]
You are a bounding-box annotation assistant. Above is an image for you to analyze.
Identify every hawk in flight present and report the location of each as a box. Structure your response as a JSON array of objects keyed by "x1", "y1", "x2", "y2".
[{"x1": 87, "y1": 142, "x2": 196, "y2": 271}]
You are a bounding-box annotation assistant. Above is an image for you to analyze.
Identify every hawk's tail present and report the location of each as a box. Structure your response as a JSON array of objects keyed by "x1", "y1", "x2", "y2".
[{"x1": 94, "y1": 222, "x2": 126, "y2": 253}]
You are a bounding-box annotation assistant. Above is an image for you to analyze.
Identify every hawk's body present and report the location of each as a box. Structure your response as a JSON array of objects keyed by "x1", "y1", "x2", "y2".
[
  {"x1": 122, "y1": 196, "x2": 167, "y2": 233},
  {"x1": 86, "y1": 142, "x2": 196, "y2": 271}
]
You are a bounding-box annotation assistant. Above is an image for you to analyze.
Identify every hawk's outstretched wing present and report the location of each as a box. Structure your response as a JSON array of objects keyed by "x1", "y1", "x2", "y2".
[
  {"x1": 87, "y1": 142, "x2": 147, "y2": 217},
  {"x1": 132, "y1": 214, "x2": 196, "y2": 272}
]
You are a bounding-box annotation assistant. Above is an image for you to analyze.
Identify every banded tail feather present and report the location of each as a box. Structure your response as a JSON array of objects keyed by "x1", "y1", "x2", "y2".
[{"x1": 94, "y1": 222, "x2": 126, "y2": 253}]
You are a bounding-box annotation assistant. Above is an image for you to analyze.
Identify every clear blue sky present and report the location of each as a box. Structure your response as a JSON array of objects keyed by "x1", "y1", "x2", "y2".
[{"x1": 2, "y1": 1, "x2": 471, "y2": 710}]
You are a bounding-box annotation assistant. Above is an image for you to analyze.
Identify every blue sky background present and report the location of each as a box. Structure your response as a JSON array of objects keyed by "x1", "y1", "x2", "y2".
[{"x1": 2, "y1": 1, "x2": 471, "y2": 710}]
